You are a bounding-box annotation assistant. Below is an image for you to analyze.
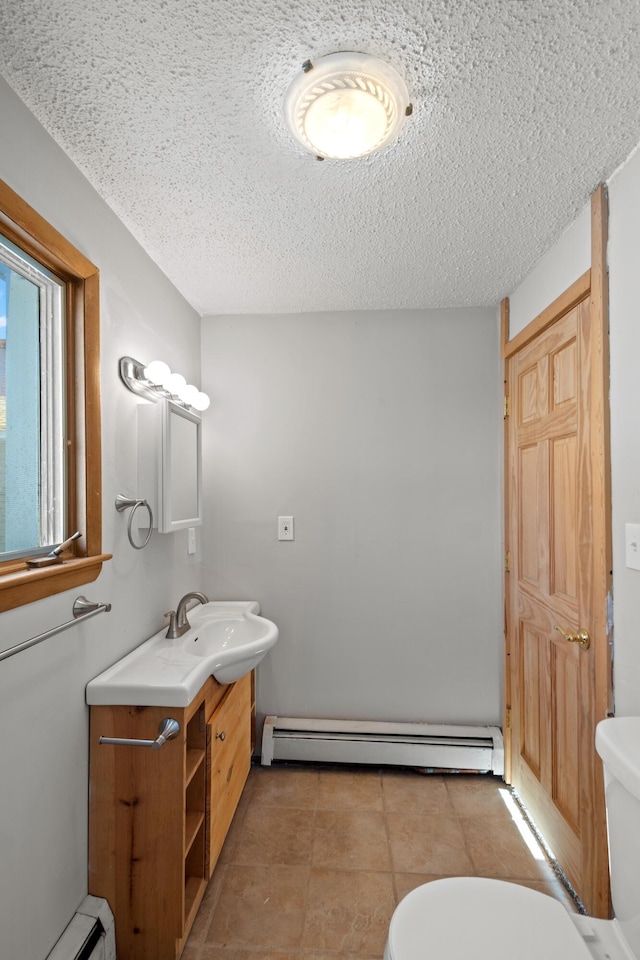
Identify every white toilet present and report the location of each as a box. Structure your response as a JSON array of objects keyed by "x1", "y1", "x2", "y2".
[{"x1": 384, "y1": 717, "x2": 640, "y2": 960}]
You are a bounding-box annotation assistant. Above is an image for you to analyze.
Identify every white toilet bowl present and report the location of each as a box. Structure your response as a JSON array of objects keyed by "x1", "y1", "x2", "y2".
[{"x1": 384, "y1": 717, "x2": 640, "y2": 960}]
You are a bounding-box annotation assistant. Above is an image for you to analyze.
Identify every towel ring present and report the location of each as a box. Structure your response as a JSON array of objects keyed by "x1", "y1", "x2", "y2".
[{"x1": 115, "y1": 495, "x2": 154, "y2": 550}]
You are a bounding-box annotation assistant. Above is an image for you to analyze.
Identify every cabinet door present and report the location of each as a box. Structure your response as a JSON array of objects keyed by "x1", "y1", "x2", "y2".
[{"x1": 206, "y1": 673, "x2": 252, "y2": 875}]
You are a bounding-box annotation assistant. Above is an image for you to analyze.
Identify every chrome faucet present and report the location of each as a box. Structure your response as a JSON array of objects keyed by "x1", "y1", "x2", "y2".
[{"x1": 165, "y1": 591, "x2": 209, "y2": 639}]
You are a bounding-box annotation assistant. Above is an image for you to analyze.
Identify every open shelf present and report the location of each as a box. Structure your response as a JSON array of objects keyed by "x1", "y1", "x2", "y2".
[
  {"x1": 184, "y1": 700, "x2": 207, "y2": 941},
  {"x1": 186, "y1": 747, "x2": 205, "y2": 786},
  {"x1": 184, "y1": 817, "x2": 206, "y2": 933},
  {"x1": 184, "y1": 875, "x2": 207, "y2": 929},
  {"x1": 185, "y1": 810, "x2": 205, "y2": 857},
  {"x1": 186, "y1": 704, "x2": 205, "y2": 753}
]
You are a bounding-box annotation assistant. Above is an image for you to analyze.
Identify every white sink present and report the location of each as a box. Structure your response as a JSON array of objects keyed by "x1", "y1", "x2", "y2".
[{"x1": 86, "y1": 601, "x2": 278, "y2": 707}]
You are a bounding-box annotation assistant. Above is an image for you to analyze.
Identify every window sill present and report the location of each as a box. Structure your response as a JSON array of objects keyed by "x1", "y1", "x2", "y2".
[{"x1": 0, "y1": 554, "x2": 112, "y2": 613}]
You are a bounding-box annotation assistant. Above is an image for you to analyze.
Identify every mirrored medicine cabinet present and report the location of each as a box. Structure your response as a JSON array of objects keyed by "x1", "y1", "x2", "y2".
[{"x1": 137, "y1": 399, "x2": 203, "y2": 533}]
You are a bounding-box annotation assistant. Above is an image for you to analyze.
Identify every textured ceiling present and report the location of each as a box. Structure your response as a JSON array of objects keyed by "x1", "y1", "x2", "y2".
[{"x1": 2, "y1": 1, "x2": 640, "y2": 316}]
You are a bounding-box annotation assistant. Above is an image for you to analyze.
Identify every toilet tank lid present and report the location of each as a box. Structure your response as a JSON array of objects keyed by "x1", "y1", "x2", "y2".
[{"x1": 596, "y1": 718, "x2": 640, "y2": 801}]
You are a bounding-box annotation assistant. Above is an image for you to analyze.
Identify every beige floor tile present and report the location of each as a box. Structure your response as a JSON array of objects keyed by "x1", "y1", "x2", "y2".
[
  {"x1": 313, "y1": 809, "x2": 391, "y2": 871},
  {"x1": 180, "y1": 945, "x2": 202, "y2": 960},
  {"x1": 387, "y1": 813, "x2": 475, "y2": 875},
  {"x1": 231, "y1": 804, "x2": 316, "y2": 865},
  {"x1": 316, "y1": 767, "x2": 384, "y2": 811},
  {"x1": 382, "y1": 771, "x2": 452, "y2": 815},
  {"x1": 236, "y1": 769, "x2": 257, "y2": 808},
  {"x1": 200, "y1": 949, "x2": 297, "y2": 960},
  {"x1": 444, "y1": 774, "x2": 511, "y2": 817},
  {"x1": 250, "y1": 765, "x2": 321, "y2": 809},
  {"x1": 461, "y1": 816, "x2": 556, "y2": 881},
  {"x1": 302, "y1": 868, "x2": 395, "y2": 955},
  {"x1": 394, "y1": 872, "x2": 450, "y2": 903},
  {"x1": 186, "y1": 863, "x2": 228, "y2": 944},
  {"x1": 185, "y1": 765, "x2": 572, "y2": 958},
  {"x1": 218, "y1": 804, "x2": 249, "y2": 863},
  {"x1": 206, "y1": 864, "x2": 310, "y2": 949}
]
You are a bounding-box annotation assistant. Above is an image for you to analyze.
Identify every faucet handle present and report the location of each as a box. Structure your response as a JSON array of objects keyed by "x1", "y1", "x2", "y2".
[{"x1": 164, "y1": 610, "x2": 179, "y2": 638}]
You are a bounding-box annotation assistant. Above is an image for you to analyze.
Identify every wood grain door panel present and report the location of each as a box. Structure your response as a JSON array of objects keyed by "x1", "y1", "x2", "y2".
[
  {"x1": 519, "y1": 622, "x2": 544, "y2": 780},
  {"x1": 506, "y1": 277, "x2": 611, "y2": 917},
  {"x1": 551, "y1": 638, "x2": 581, "y2": 832},
  {"x1": 550, "y1": 435, "x2": 578, "y2": 602}
]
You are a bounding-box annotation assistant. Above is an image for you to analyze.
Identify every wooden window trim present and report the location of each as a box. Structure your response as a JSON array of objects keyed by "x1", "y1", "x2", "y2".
[{"x1": 0, "y1": 179, "x2": 111, "y2": 612}]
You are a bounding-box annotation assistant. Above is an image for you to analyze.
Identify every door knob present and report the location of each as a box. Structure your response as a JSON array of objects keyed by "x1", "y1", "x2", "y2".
[{"x1": 553, "y1": 625, "x2": 590, "y2": 650}]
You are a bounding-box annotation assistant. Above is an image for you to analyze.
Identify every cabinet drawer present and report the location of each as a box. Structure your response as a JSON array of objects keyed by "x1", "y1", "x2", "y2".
[{"x1": 206, "y1": 673, "x2": 252, "y2": 874}]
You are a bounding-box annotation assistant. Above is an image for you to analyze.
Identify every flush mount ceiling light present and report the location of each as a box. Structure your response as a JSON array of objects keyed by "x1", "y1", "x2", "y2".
[{"x1": 285, "y1": 52, "x2": 412, "y2": 160}]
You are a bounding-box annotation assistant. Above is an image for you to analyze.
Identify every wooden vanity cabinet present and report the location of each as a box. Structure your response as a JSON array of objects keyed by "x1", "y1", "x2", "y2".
[
  {"x1": 89, "y1": 672, "x2": 252, "y2": 960},
  {"x1": 207, "y1": 671, "x2": 252, "y2": 871}
]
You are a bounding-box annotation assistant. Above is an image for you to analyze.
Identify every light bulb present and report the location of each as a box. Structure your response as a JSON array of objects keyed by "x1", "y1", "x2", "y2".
[
  {"x1": 192, "y1": 392, "x2": 211, "y2": 411},
  {"x1": 285, "y1": 52, "x2": 410, "y2": 160},
  {"x1": 143, "y1": 360, "x2": 171, "y2": 386},
  {"x1": 165, "y1": 372, "x2": 187, "y2": 394},
  {"x1": 305, "y1": 88, "x2": 388, "y2": 158},
  {"x1": 179, "y1": 383, "x2": 200, "y2": 406}
]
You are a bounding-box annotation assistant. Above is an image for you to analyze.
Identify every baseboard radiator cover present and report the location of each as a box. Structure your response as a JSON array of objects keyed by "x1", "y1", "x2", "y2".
[
  {"x1": 46, "y1": 896, "x2": 115, "y2": 960},
  {"x1": 261, "y1": 716, "x2": 504, "y2": 776}
]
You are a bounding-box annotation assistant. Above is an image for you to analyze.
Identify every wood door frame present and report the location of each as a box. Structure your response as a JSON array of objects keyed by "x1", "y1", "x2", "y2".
[{"x1": 501, "y1": 184, "x2": 613, "y2": 914}]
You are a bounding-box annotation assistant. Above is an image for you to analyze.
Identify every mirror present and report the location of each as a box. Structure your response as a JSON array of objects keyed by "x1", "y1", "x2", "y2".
[
  {"x1": 161, "y1": 401, "x2": 202, "y2": 531},
  {"x1": 137, "y1": 400, "x2": 202, "y2": 534}
]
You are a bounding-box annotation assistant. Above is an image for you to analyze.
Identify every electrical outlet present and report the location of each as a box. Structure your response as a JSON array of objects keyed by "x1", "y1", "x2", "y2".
[{"x1": 278, "y1": 516, "x2": 294, "y2": 541}]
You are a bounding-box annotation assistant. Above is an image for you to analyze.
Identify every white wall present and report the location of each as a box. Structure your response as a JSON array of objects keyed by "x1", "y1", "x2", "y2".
[
  {"x1": 506, "y1": 138, "x2": 640, "y2": 717},
  {"x1": 201, "y1": 309, "x2": 503, "y2": 730},
  {"x1": 0, "y1": 79, "x2": 205, "y2": 960},
  {"x1": 608, "y1": 142, "x2": 640, "y2": 714},
  {"x1": 508, "y1": 203, "x2": 591, "y2": 338}
]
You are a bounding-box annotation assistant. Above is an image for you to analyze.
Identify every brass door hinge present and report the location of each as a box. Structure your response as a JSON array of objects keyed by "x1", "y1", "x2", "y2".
[
  {"x1": 504, "y1": 396, "x2": 510, "y2": 418},
  {"x1": 505, "y1": 551, "x2": 511, "y2": 573},
  {"x1": 505, "y1": 708, "x2": 512, "y2": 730}
]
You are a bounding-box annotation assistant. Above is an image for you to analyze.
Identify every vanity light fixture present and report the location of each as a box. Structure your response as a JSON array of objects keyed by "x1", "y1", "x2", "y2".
[
  {"x1": 119, "y1": 357, "x2": 210, "y2": 411},
  {"x1": 284, "y1": 52, "x2": 412, "y2": 160}
]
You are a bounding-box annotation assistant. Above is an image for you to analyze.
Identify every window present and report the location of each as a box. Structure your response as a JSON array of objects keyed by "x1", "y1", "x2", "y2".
[
  {"x1": 0, "y1": 236, "x2": 65, "y2": 558},
  {"x1": 0, "y1": 179, "x2": 110, "y2": 611}
]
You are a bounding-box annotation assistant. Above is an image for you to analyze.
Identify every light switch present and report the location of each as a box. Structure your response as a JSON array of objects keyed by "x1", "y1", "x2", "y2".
[
  {"x1": 278, "y1": 516, "x2": 294, "y2": 541},
  {"x1": 625, "y1": 523, "x2": 640, "y2": 571}
]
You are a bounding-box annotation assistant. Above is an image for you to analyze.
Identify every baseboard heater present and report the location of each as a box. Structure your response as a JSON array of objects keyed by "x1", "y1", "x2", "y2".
[
  {"x1": 46, "y1": 896, "x2": 115, "y2": 960},
  {"x1": 261, "y1": 716, "x2": 504, "y2": 776}
]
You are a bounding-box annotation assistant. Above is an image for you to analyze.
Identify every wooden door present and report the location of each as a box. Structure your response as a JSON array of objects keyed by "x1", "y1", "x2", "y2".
[{"x1": 504, "y1": 187, "x2": 612, "y2": 918}]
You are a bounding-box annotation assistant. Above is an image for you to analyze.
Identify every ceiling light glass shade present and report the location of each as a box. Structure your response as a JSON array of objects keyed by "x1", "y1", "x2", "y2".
[{"x1": 285, "y1": 52, "x2": 410, "y2": 160}]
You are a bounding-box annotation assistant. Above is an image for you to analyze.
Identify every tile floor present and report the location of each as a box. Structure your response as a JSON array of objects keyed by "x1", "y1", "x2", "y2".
[{"x1": 183, "y1": 763, "x2": 576, "y2": 960}]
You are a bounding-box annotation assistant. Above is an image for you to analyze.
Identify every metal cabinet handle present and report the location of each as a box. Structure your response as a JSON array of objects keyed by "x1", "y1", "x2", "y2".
[
  {"x1": 554, "y1": 625, "x2": 591, "y2": 650},
  {"x1": 99, "y1": 717, "x2": 180, "y2": 749},
  {"x1": 215, "y1": 731, "x2": 226, "y2": 741}
]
